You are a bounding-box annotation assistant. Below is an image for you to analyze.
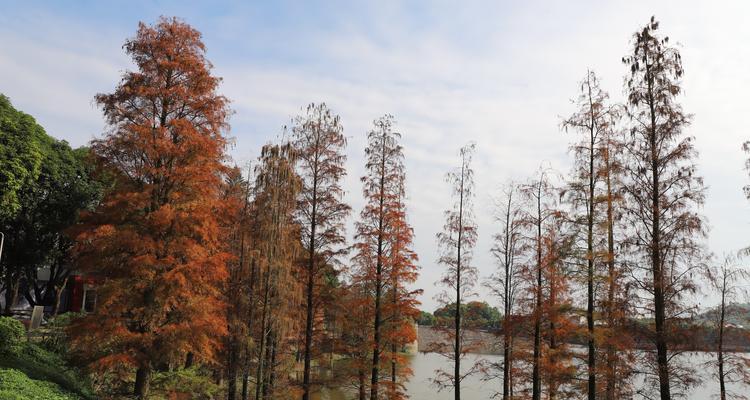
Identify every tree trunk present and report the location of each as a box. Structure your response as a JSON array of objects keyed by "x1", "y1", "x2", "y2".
[
  {"x1": 227, "y1": 339, "x2": 238, "y2": 400},
  {"x1": 532, "y1": 185, "x2": 542, "y2": 400},
  {"x1": 3, "y1": 276, "x2": 19, "y2": 315},
  {"x1": 303, "y1": 216, "x2": 316, "y2": 400},
  {"x1": 359, "y1": 368, "x2": 367, "y2": 400},
  {"x1": 370, "y1": 131, "x2": 389, "y2": 400},
  {"x1": 605, "y1": 147, "x2": 617, "y2": 400},
  {"x1": 647, "y1": 63, "x2": 671, "y2": 400},
  {"x1": 718, "y1": 290, "x2": 726, "y2": 400},
  {"x1": 586, "y1": 111, "x2": 597, "y2": 400},
  {"x1": 134, "y1": 365, "x2": 151, "y2": 400}
]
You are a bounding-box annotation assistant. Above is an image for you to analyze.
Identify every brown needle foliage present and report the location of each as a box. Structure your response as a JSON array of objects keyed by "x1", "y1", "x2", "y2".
[
  {"x1": 69, "y1": 17, "x2": 232, "y2": 399},
  {"x1": 291, "y1": 103, "x2": 351, "y2": 400},
  {"x1": 622, "y1": 16, "x2": 706, "y2": 400}
]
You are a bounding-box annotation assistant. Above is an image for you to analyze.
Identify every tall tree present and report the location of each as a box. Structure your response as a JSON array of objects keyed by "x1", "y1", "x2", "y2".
[
  {"x1": 433, "y1": 143, "x2": 478, "y2": 400},
  {"x1": 538, "y1": 217, "x2": 577, "y2": 400},
  {"x1": 597, "y1": 109, "x2": 636, "y2": 400},
  {"x1": 0, "y1": 94, "x2": 44, "y2": 222},
  {"x1": 352, "y1": 114, "x2": 407, "y2": 399},
  {"x1": 485, "y1": 182, "x2": 524, "y2": 400},
  {"x1": 519, "y1": 168, "x2": 557, "y2": 400},
  {"x1": 622, "y1": 16, "x2": 705, "y2": 400},
  {"x1": 70, "y1": 17, "x2": 231, "y2": 399},
  {"x1": 249, "y1": 143, "x2": 302, "y2": 400},
  {"x1": 0, "y1": 94, "x2": 44, "y2": 314},
  {"x1": 221, "y1": 166, "x2": 252, "y2": 400},
  {"x1": 382, "y1": 180, "x2": 421, "y2": 400},
  {"x1": 291, "y1": 103, "x2": 350, "y2": 400},
  {"x1": 703, "y1": 255, "x2": 750, "y2": 400},
  {"x1": 561, "y1": 70, "x2": 618, "y2": 400}
]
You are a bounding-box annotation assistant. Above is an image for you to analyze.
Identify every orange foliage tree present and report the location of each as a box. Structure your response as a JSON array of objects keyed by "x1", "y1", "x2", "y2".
[
  {"x1": 291, "y1": 103, "x2": 350, "y2": 400},
  {"x1": 352, "y1": 115, "x2": 418, "y2": 399},
  {"x1": 247, "y1": 143, "x2": 303, "y2": 400},
  {"x1": 70, "y1": 17, "x2": 232, "y2": 399}
]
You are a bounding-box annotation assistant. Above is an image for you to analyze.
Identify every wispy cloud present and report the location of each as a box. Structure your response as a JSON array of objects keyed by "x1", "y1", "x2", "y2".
[{"x1": 1, "y1": 0, "x2": 749, "y2": 310}]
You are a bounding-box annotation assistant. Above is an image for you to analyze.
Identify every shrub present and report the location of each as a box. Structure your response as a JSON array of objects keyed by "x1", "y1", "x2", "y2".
[
  {"x1": 0, "y1": 316, "x2": 25, "y2": 354},
  {"x1": 0, "y1": 368, "x2": 80, "y2": 400}
]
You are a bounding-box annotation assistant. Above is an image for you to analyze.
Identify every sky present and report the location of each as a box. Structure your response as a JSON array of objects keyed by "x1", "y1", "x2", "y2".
[{"x1": 1, "y1": 1, "x2": 749, "y2": 312}]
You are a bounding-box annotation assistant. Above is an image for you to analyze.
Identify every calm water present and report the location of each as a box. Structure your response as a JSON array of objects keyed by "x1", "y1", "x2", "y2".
[{"x1": 317, "y1": 351, "x2": 742, "y2": 399}]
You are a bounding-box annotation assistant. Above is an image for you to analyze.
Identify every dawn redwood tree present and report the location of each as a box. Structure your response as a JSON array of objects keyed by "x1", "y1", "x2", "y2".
[
  {"x1": 703, "y1": 255, "x2": 750, "y2": 400},
  {"x1": 622, "y1": 16, "x2": 706, "y2": 400},
  {"x1": 249, "y1": 143, "x2": 302, "y2": 400},
  {"x1": 434, "y1": 143, "x2": 479, "y2": 400},
  {"x1": 597, "y1": 107, "x2": 636, "y2": 400},
  {"x1": 222, "y1": 166, "x2": 253, "y2": 400},
  {"x1": 382, "y1": 185, "x2": 421, "y2": 399},
  {"x1": 519, "y1": 168, "x2": 558, "y2": 400},
  {"x1": 485, "y1": 182, "x2": 524, "y2": 400},
  {"x1": 561, "y1": 70, "x2": 618, "y2": 400},
  {"x1": 291, "y1": 103, "x2": 350, "y2": 400},
  {"x1": 70, "y1": 18, "x2": 231, "y2": 399},
  {"x1": 352, "y1": 114, "x2": 407, "y2": 399},
  {"x1": 538, "y1": 217, "x2": 577, "y2": 400}
]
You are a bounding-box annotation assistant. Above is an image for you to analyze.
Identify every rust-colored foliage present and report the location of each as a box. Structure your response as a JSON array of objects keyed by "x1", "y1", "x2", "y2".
[
  {"x1": 352, "y1": 115, "x2": 419, "y2": 399},
  {"x1": 291, "y1": 103, "x2": 351, "y2": 400},
  {"x1": 247, "y1": 143, "x2": 303, "y2": 400},
  {"x1": 69, "y1": 17, "x2": 232, "y2": 398}
]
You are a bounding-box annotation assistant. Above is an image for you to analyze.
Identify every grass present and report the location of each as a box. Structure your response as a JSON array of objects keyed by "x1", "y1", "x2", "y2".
[{"x1": 0, "y1": 343, "x2": 94, "y2": 400}]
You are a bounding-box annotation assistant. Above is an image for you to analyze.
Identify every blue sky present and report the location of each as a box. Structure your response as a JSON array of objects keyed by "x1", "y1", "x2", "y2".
[{"x1": 2, "y1": 1, "x2": 749, "y2": 311}]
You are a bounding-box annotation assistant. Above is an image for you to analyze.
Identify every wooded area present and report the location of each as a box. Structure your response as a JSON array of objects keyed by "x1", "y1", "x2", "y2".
[{"x1": 1, "y1": 14, "x2": 750, "y2": 400}]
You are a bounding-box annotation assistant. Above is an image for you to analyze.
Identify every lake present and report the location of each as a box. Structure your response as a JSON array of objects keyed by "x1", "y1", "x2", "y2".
[{"x1": 315, "y1": 351, "x2": 743, "y2": 399}]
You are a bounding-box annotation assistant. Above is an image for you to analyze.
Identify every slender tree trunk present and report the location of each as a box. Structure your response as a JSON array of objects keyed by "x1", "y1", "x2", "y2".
[
  {"x1": 647, "y1": 63, "x2": 671, "y2": 400},
  {"x1": 228, "y1": 340, "x2": 238, "y2": 400},
  {"x1": 502, "y1": 326, "x2": 510, "y2": 400},
  {"x1": 359, "y1": 367, "x2": 367, "y2": 400},
  {"x1": 371, "y1": 133, "x2": 388, "y2": 400},
  {"x1": 532, "y1": 184, "x2": 542, "y2": 400},
  {"x1": 241, "y1": 368, "x2": 249, "y2": 400},
  {"x1": 303, "y1": 184, "x2": 317, "y2": 400},
  {"x1": 134, "y1": 365, "x2": 151, "y2": 400},
  {"x1": 453, "y1": 162, "x2": 466, "y2": 400},
  {"x1": 3, "y1": 276, "x2": 19, "y2": 315},
  {"x1": 586, "y1": 90, "x2": 597, "y2": 400},
  {"x1": 255, "y1": 269, "x2": 271, "y2": 400},
  {"x1": 717, "y1": 287, "x2": 726, "y2": 400},
  {"x1": 605, "y1": 148, "x2": 617, "y2": 400},
  {"x1": 52, "y1": 276, "x2": 69, "y2": 316}
]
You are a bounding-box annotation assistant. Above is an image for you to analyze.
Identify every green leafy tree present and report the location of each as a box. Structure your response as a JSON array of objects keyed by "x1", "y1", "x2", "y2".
[
  {"x1": 0, "y1": 94, "x2": 44, "y2": 221},
  {"x1": 0, "y1": 96, "x2": 102, "y2": 315}
]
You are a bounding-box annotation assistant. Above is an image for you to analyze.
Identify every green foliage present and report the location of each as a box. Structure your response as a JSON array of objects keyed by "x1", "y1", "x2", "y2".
[
  {"x1": 0, "y1": 97, "x2": 104, "y2": 308},
  {"x1": 149, "y1": 367, "x2": 221, "y2": 400},
  {"x1": 417, "y1": 310, "x2": 436, "y2": 326},
  {"x1": 0, "y1": 343, "x2": 94, "y2": 399},
  {"x1": 433, "y1": 301, "x2": 501, "y2": 330},
  {"x1": 0, "y1": 316, "x2": 25, "y2": 354},
  {"x1": 0, "y1": 94, "x2": 45, "y2": 221},
  {"x1": 39, "y1": 313, "x2": 83, "y2": 356},
  {"x1": 0, "y1": 368, "x2": 80, "y2": 400}
]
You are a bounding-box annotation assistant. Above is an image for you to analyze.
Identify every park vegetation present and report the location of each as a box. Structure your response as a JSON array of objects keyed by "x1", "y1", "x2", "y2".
[{"x1": 1, "y1": 14, "x2": 750, "y2": 400}]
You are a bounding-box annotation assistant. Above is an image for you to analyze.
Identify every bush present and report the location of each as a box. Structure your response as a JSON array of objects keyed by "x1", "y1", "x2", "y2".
[
  {"x1": 0, "y1": 343, "x2": 94, "y2": 399},
  {"x1": 0, "y1": 368, "x2": 80, "y2": 400},
  {"x1": 150, "y1": 367, "x2": 221, "y2": 400},
  {"x1": 40, "y1": 312, "x2": 83, "y2": 356},
  {"x1": 0, "y1": 316, "x2": 25, "y2": 354}
]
